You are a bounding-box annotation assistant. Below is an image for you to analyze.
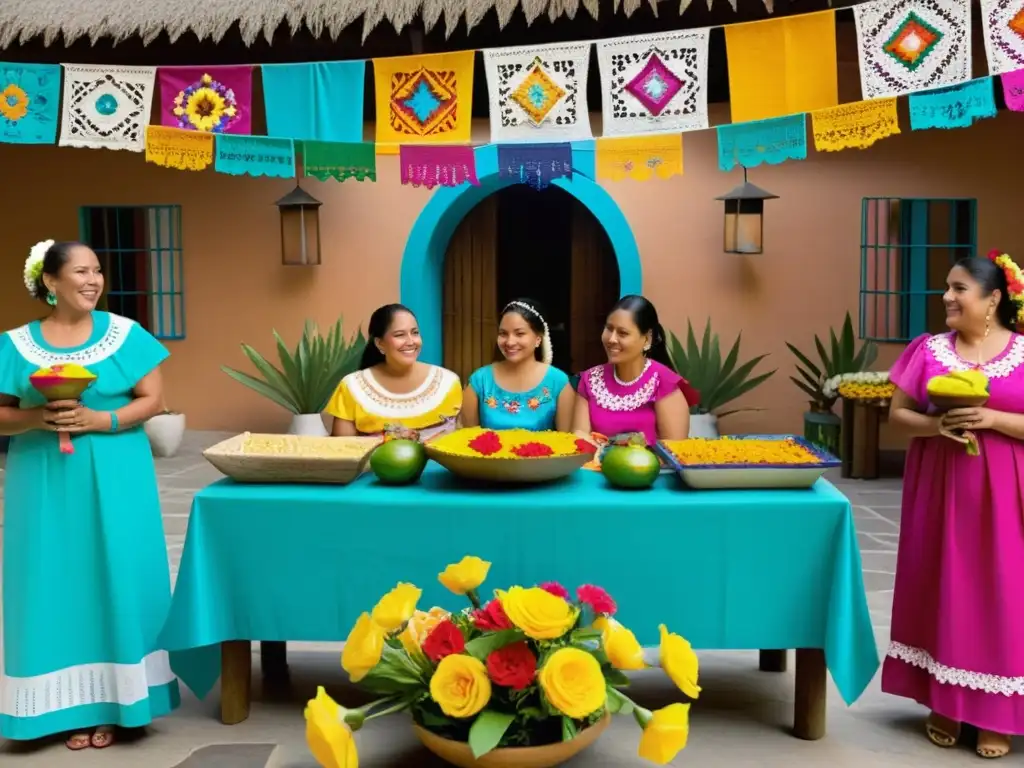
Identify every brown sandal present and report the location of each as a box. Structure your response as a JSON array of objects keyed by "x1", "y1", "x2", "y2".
[
  {"x1": 65, "y1": 732, "x2": 92, "y2": 750},
  {"x1": 925, "y1": 713, "x2": 960, "y2": 748},
  {"x1": 90, "y1": 727, "x2": 115, "y2": 749},
  {"x1": 977, "y1": 730, "x2": 1011, "y2": 759}
]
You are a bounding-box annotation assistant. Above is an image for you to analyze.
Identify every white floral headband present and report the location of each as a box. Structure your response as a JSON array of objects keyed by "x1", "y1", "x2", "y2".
[
  {"x1": 504, "y1": 300, "x2": 553, "y2": 365},
  {"x1": 23, "y1": 239, "x2": 54, "y2": 298}
]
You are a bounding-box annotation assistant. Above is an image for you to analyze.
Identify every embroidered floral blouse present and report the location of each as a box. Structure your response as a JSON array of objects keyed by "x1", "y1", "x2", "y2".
[
  {"x1": 577, "y1": 360, "x2": 685, "y2": 446},
  {"x1": 325, "y1": 365, "x2": 462, "y2": 437},
  {"x1": 469, "y1": 364, "x2": 570, "y2": 431}
]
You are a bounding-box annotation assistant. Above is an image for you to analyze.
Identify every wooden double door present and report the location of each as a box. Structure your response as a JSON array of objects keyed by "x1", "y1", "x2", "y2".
[{"x1": 442, "y1": 185, "x2": 620, "y2": 382}]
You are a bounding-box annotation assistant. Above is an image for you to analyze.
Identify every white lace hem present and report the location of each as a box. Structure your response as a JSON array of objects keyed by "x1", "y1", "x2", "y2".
[
  {"x1": 0, "y1": 650, "x2": 175, "y2": 717},
  {"x1": 887, "y1": 641, "x2": 1024, "y2": 697}
]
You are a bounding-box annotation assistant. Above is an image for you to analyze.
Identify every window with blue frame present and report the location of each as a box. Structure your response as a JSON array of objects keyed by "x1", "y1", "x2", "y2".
[
  {"x1": 78, "y1": 205, "x2": 185, "y2": 340},
  {"x1": 859, "y1": 197, "x2": 977, "y2": 343}
]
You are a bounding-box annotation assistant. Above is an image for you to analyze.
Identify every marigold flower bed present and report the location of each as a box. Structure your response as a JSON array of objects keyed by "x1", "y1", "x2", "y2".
[
  {"x1": 837, "y1": 381, "x2": 895, "y2": 401},
  {"x1": 429, "y1": 427, "x2": 592, "y2": 459},
  {"x1": 661, "y1": 437, "x2": 822, "y2": 466}
]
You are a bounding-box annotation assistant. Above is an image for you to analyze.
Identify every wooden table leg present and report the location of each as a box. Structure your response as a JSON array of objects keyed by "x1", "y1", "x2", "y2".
[
  {"x1": 794, "y1": 648, "x2": 826, "y2": 740},
  {"x1": 759, "y1": 650, "x2": 788, "y2": 672},
  {"x1": 851, "y1": 404, "x2": 882, "y2": 480},
  {"x1": 260, "y1": 641, "x2": 289, "y2": 681},
  {"x1": 220, "y1": 640, "x2": 252, "y2": 725}
]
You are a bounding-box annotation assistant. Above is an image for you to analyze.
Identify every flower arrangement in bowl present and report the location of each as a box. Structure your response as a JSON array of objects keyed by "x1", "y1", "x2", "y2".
[
  {"x1": 425, "y1": 429, "x2": 596, "y2": 484},
  {"x1": 305, "y1": 556, "x2": 700, "y2": 768},
  {"x1": 822, "y1": 372, "x2": 894, "y2": 404},
  {"x1": 29, "y1": 363, "x2": 97, "y2": 455}
]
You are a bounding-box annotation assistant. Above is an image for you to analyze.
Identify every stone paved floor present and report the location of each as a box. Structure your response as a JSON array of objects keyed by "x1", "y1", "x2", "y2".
[{"x1": 0, "y1": 432, "x2": 998, "y2": 766}]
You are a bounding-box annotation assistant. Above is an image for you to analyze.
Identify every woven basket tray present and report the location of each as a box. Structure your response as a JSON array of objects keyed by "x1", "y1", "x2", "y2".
[{"x1": 203, "y1": 433, "x2": 381, "y2": 484}]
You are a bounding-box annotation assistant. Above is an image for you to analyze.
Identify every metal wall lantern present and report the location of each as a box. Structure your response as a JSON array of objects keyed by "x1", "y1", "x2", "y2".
[
  {"x1": 714, "y1": 166, "x2": 779, "y2": 255},
  {"x1": 275, "y1": 185, "x2": 323, "y2": 266}
]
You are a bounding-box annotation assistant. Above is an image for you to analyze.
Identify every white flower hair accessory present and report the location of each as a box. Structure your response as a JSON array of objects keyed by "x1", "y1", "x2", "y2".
[
  {"x1": 504, "y1": 300, "x2": 554, "y2": 365},
  {"x1": 23, "y1": 239, "x2": 54, "y2": 298}
]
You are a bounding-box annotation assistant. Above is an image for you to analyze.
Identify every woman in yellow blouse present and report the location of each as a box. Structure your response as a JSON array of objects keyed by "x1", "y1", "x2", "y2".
[{"x1": 327, "y1": 304, "x2": 462, "y2": 438}]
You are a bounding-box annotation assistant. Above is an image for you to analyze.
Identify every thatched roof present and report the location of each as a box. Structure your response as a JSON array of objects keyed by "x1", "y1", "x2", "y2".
[{"x1": 0, "y1": 0, "x2": 792, "y2": 48}]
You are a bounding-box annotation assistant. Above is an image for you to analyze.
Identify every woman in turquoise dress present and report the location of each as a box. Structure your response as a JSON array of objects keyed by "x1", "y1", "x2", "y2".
[
  {"x1": 0, "y1": 241, "x2": 179, "y2": 749},
  {"x1": 462, "y1": 298, "x2": 574, "y2": 431}
]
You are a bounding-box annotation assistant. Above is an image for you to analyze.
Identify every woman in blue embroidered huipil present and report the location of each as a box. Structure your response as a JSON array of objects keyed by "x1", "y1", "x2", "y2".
[
  {"x1": 0, "y1": 241, "x2": 179, "y2": 749},
  {"x1": 461, "y1": 299, "x2": 574, "y2": 432}
]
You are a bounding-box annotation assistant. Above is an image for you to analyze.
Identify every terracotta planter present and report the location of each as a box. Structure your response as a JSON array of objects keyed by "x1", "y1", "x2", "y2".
[{"x1": 412, "y1": 712, "x2": 610, "y2": 768}]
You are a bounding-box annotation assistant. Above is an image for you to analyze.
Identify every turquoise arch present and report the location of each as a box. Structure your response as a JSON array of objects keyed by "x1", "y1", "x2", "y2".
[{"x1": 399, "y1": 142, "x2": 643, "y2": 365}]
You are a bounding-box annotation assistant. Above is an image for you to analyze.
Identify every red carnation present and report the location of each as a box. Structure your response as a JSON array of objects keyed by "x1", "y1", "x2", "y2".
[
  {"x1": 577, "y1": 584, "x2": 617, "y2": 616},
  {"x1": 468, "y1": 431, "x2": 502, "y2": 456},
  {"x1": 473, "y1": 599, "x2": 513, "y2": 631},
  {"x1": 538, "y1": 581, "x2": 570, "y2": 600},
  {"x1": 575, "y1": 439, "x2": 597, "y2": 455},
  {"x1": 511, "y1": 442, "x2": 555, "y2": 458},
  {"x1": 989, "y1": 249, "x2": 1003, "y2": 260},
  {"x1": 422, "y1": 619, "x2": 466, "y2": 662},
  {"x1": 486, "y1": 641, "x2": 537, "y2": 690}
]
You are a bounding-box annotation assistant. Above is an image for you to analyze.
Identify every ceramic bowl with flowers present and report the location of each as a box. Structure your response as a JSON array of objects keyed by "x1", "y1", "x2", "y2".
[{"x1": 305, "y1": 556, "x2": 700, "y2": 767}]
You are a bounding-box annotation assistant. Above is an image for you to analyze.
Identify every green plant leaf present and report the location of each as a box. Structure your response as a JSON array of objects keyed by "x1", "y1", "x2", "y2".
[
  {"x1": 220, "y1": 366, "x2": 300, "y2": 413},
  {"x1": 786, "y1": 342, "x2": 822, "y2": 379},
  {"x1": 606, "y1": 686, "x2": 634, "y2": 715},
  {"x1": 603, "y1": 667, "x2": 631, "y2": 687},
  {"x1": 469, "y1": 710, "x2": 516, "y2": 758},
  {"x1": 464, "y1": 629, "x2": 525, "y2": 661},
  {"x1": 570, "y1": 628, "x2": 602, "y2": 643},
  {"x1": 561, "y1": 716, "x2": 578, "y2": 742},
  {"x1": 240, "y1": 343, "x2": 301, "y2": 411},
  {"x1": 418, "y1": 709, "x2": 455, "y2": 728},
  {"x1": 789, "y1": 376, "x2": 820, "y2": 399}
]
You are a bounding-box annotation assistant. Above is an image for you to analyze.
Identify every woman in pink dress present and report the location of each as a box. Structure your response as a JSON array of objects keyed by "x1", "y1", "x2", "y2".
[
  {"x1": 884, "y1": 253, "x2": 1024, "y2": 759},
  {"x1": 571, "y1": 295, "x2": 696, "y2": 444}
]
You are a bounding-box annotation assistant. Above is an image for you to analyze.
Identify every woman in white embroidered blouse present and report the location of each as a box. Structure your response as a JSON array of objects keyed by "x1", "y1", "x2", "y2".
[
  {"x1": 571, "y1": 295, "x2": 696, "y2": 445},
  {"x1": 883, "y1": 255, "x2": 1024, "y2": 759},
  {"x1": 0, "y1": 241, "x2": 179, "y2": 749},
  {"x1": 325, "y1": 304, "x2": 462, "y2": 438}
]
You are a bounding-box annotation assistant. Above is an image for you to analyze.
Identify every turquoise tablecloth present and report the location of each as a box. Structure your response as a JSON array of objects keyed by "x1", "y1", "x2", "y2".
[{"x1": 159, "y1": 464, "x2": 879, "y2": 704}]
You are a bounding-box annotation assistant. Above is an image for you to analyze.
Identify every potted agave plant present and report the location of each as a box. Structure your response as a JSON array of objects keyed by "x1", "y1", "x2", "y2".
[
  {"x1": 786, "y1": 313, "x2": 878, "y2": 455},
  {"x1": 667, "y1": 320, "x2": 776, "y2": 438},
  {"x1": 222, "y1": 319, "x2": 366, "y2": 436},
  {"x1": 305, "y1": 556, "x2": 700, "y2": 768}
]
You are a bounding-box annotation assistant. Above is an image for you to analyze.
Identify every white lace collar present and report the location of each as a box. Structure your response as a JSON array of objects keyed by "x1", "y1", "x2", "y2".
[
  {"x1": 926, "y1": 332, "x2": 1024, "y2": 379},
  {"x1": 6, "y1": 312, "x2": 134, "y2": 367}
]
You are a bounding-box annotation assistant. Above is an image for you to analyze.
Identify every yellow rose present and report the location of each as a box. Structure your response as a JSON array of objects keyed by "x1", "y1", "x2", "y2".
[
  {"x1": 304, "y1": 686, "x2": 359, "y2": 768},
  {"x1": 341, "y1": 613, "x2": 385, "y2": 683},
  {"x1": 498, "y1": 586, "x2": 578, "y2": 640},
  {"x1": 593, "y1": 616, "x2": 645, "y2": 671},
  {"x1": 429, "y1": 654, "x2": 491, "y2": 718},
  {"x1": 659, "y1": 624, "x2": 701, "y2": 699},
  {"x1": 399, "y1": 607, "x2": 449, "y2": 655},
  {"x1": 438, "y1": 555, "x2": 491, "y2": 595},
  {"x1": 370, "y1": 582, "x2": 422, "y2": 632},
  {"x1": 538, "y1": 647, "x2": 607, "y2": 719},
  {"x1": 637, "y1": 703, "x2": 691, "y2": 765}
]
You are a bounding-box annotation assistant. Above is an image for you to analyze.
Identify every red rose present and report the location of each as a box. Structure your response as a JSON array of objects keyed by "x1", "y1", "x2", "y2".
[
  {"x1": 577, "y1": 584, "x2": 617, "y2": 615},
  {"x1": 538, "y1": 581, "x2": 570, "y2": 600},
  {"x1": 473, "y1": 599, "x2": 513, "y2": 631},
  {"x1": 422, "y1": 619, "x2": 466, "y2": 662},
  {"x1": 486, "y1": 641, "x2": 537, "y2": 690}
]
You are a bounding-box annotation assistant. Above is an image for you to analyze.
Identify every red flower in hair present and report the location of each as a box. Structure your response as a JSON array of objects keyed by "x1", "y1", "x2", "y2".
[{"x1": 988, "y1": 249, "x2": 1003, "y2": 260}]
